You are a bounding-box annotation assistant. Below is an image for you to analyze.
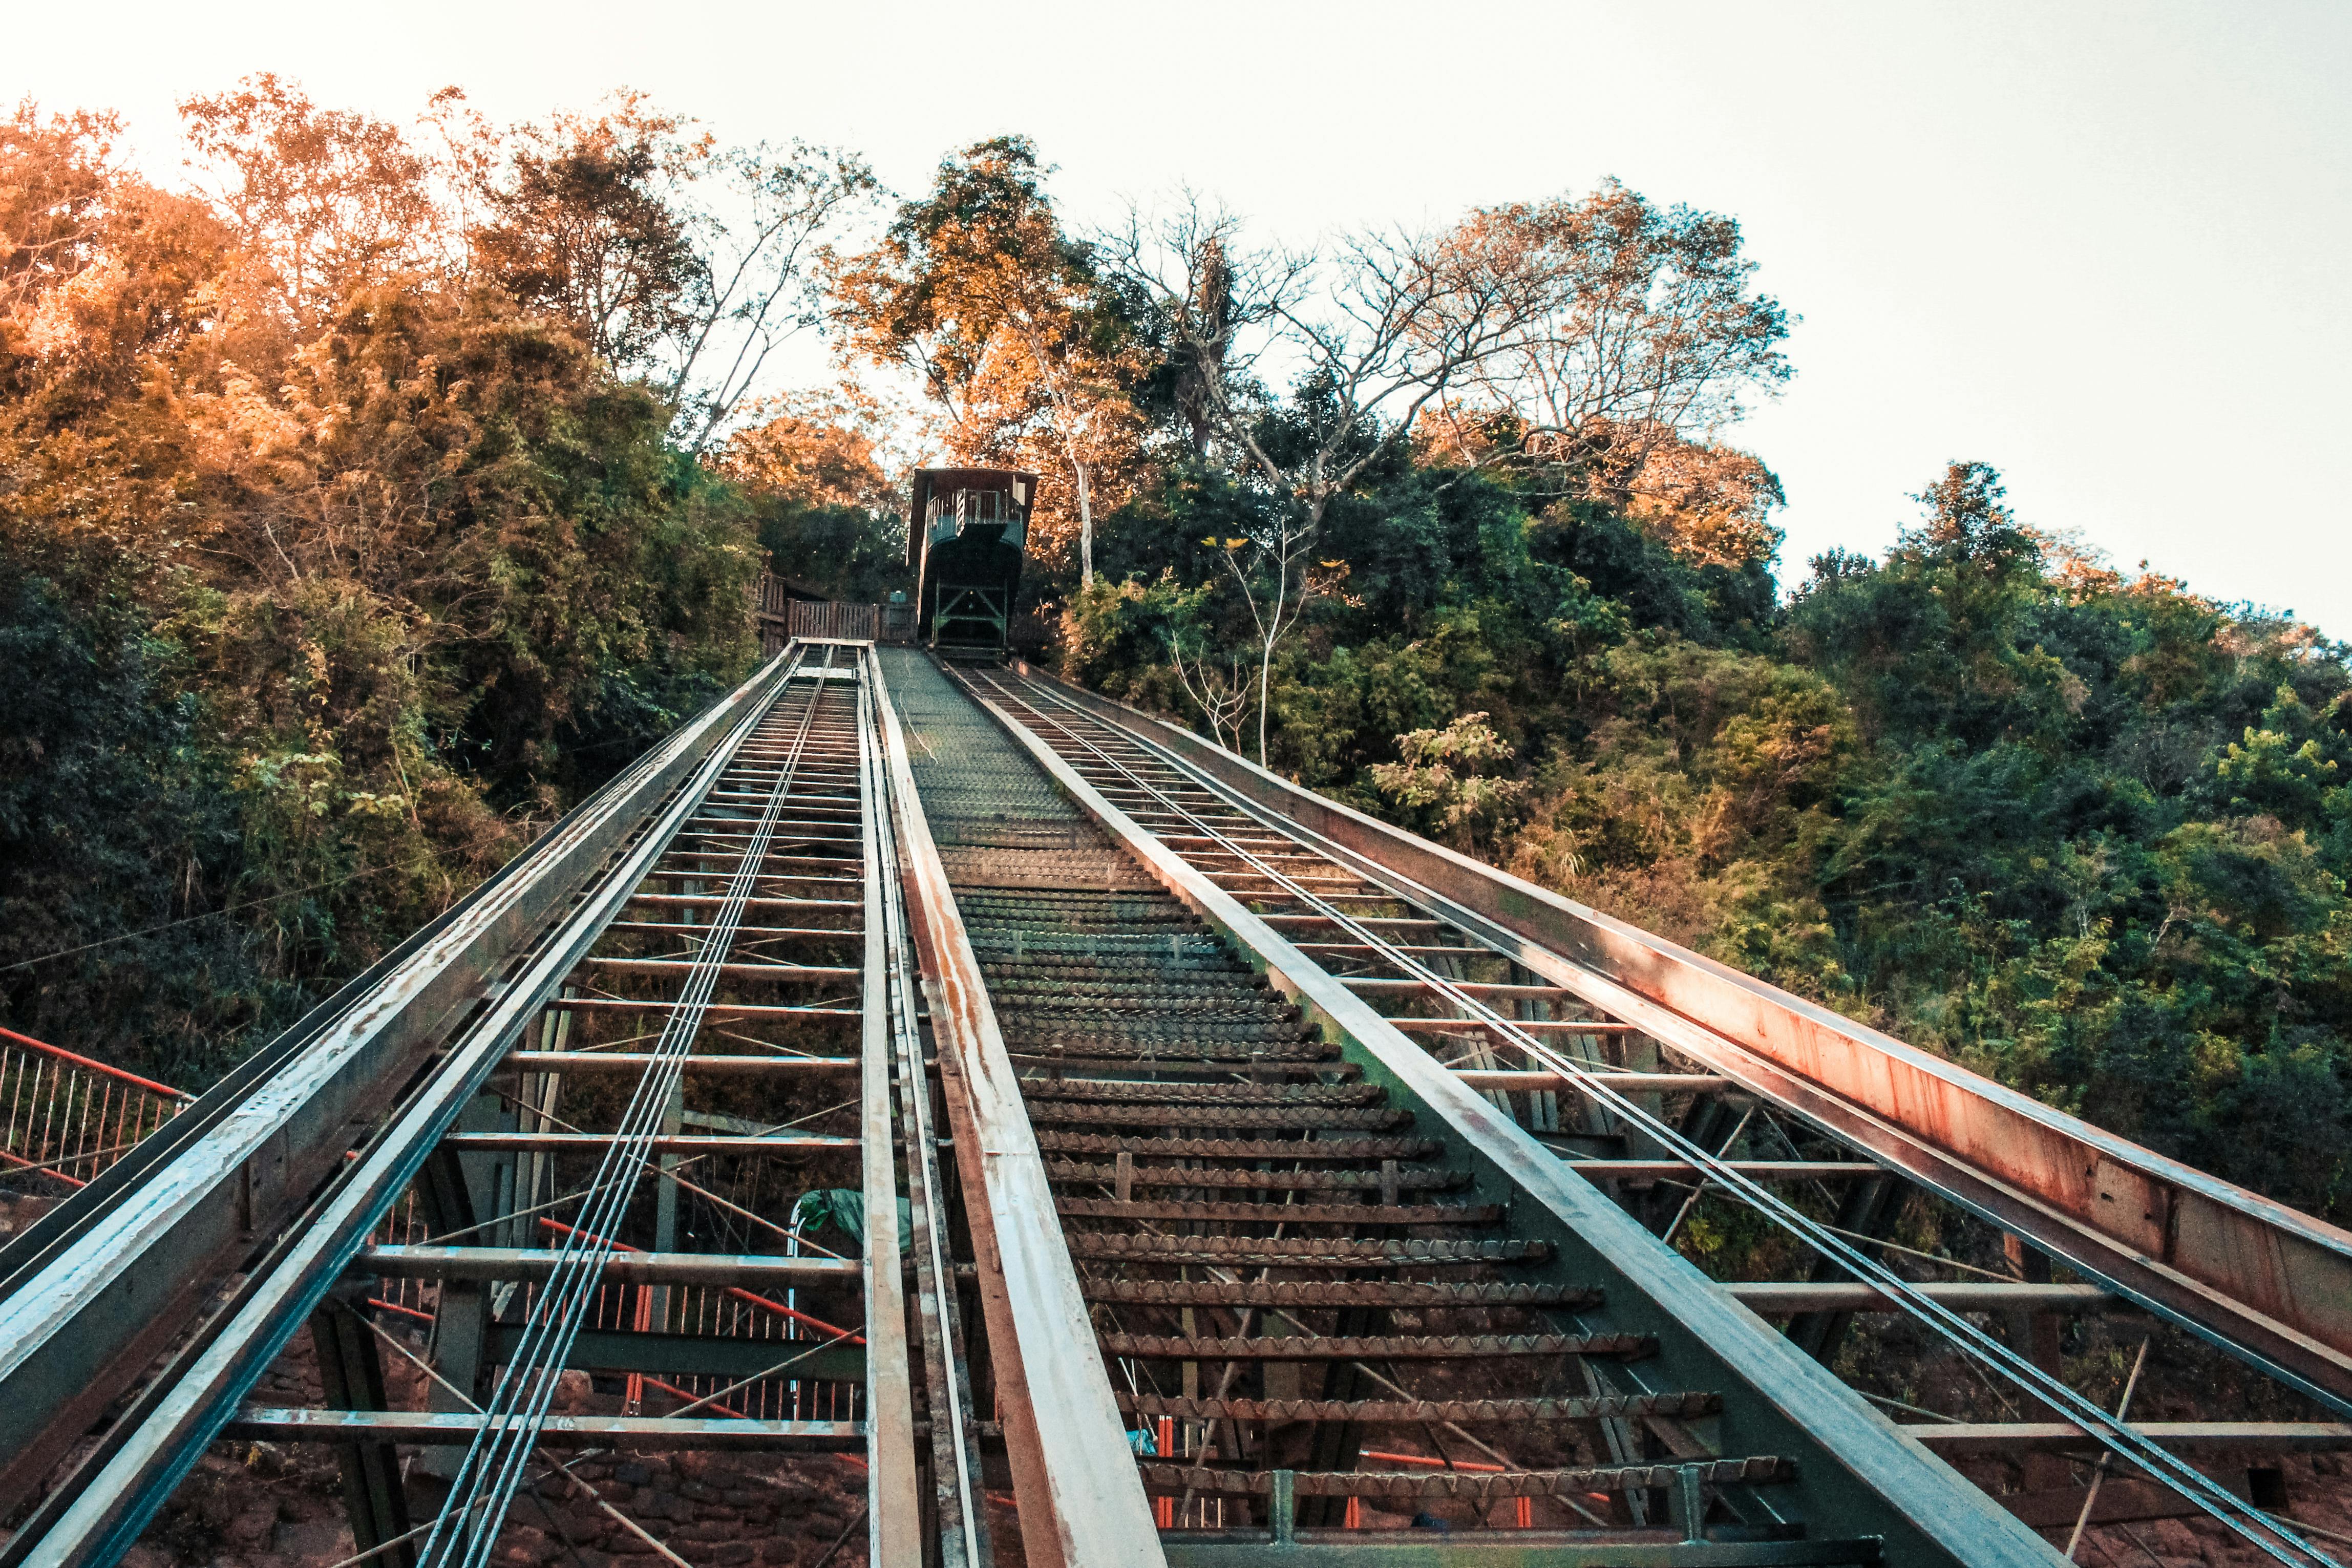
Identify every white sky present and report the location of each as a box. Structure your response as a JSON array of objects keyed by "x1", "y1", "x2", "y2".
[{"x1": 9, "y1": 0, "x2": 2348, "y2": 630}]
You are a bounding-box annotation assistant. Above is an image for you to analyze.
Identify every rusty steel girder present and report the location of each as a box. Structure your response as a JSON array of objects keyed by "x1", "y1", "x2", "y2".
[
  {"x1": 1006, "y1": 661, "x2": 2352, "y2": 1418},
  {"x1": 868, "y1": 659, "x2": 1167, "y2": 1568}
]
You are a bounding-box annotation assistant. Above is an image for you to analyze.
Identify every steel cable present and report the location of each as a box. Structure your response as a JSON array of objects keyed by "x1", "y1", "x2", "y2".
[
  {"x1": 967, "y1": 666, "x2": 2342, "y2": 1568},
  {"x1": 419, "y1": 647, "x2": 840, "y2": 1568}
]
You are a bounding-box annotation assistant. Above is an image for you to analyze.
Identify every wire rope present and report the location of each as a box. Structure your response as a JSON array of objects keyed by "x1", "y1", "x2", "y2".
[
  {"x1": 419, "y1": 646, "x2": 841, "y2": 1568},
  {"x1": 965, "y1": 665, "x2": 2341, "y2": 1568}
]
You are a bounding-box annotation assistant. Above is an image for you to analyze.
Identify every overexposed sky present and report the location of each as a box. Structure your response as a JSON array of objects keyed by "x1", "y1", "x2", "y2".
[{"x1": 9, "y1": 1, "x2": 2348, "y2": 630}]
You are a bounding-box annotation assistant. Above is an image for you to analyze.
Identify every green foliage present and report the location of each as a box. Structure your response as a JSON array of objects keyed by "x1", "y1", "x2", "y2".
[
  {"x1": 1062, "y1": 455, "x2": 2352, "y2": 1222},
  {"x1": 0, "y1": 96, "x2": 762, "y2": 1089}
]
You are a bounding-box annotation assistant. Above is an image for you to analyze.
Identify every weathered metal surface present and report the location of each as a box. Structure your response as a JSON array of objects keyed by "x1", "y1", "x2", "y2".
[
  {"x1": 1099, "y1": 1333, "x2": 1649, "y2": 1361},
  {"x1": 870, "y1": 655, "x2": 1165, "y2": 1568},
  {"x1": 870, "y1": 652, "x2": 992, "y2": 1568},
  {"x1": 0, "y1": 651, "x2": 800, "y2": 1527},
  {"x1": 1062, "y1": 1234, "x2": 1546, "y2": 1265},
  {"x1": 1909, "y1": 1422, "x2": 2352, "y2": 1455},
  {"x1": 1140, "y1": 1455, "x2": 1791, "y2": 1498},
  {"x1": 357, "y1": 1244, "x2": 858, "y2": 1287},
  {"x1": 494, "y1": 1051, "x2": 861, "y2": 1075},
  {"x1": 977, "y1": 684, "x2": 2070, "y2": 1568},
  {"x1": 1057, "y1": 1197, "x2": 1493, "y2": 1225},
  {"x1": 1079, "y1": 1280, "x2": 1596, "y2": 1309},
  {"x1": 854, "y1": 651, "x2": 923, "y2": 1567},
  {"x1": 1159, "y1": 1537, "x2": 1881, "y2": 1566},
  {"x1": 1117, "y1": 1394, "x2": 1722, "y2": 1425},
  {"x1": 224, "y1": 1409, "x2": 866, "y2": 1449},
  {"x1": 439, "y1": 1131, "x2": 857, "y2": 1155},
  {"x1": 1007, "y1": 661, "x2": 2352, "y2": 1416},
  {"x1": 1723, "y1": 1282, "x2": 2113, "y2": 1314}
]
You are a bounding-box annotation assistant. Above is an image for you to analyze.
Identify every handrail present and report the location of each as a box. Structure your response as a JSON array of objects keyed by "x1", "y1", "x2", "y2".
[{"x1": 0, "y1": 1027, "x2": 190, "y2": 1103}]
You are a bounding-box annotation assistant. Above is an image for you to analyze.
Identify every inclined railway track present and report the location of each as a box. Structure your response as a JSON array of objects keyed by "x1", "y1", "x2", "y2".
[
  {"x1": 0, "y1": 646, "x2": 985, "y2": 1568},
  {"x1": 939, "y1": 658, "x2": 2352, "y2": 1566},
  {"x1": 2, "y1": 639, "x2": 2349, "y2": 1567}
]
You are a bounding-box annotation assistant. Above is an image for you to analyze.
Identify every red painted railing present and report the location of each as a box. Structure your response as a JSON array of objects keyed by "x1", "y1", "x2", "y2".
[{"x1": 0, "y1": 1026, "x2": 189, "y2": 1189}]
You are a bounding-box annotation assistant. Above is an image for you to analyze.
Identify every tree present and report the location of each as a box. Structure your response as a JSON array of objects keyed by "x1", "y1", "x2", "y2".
[
  {"x1": 179, "y1": 75, "x2": 442, "y2": 324},
  {"x1": 714, "y1": 390, "x2": 908, "y2": 601},
  {"x1": 1103, "y1": 195, "x2": 1561, "y2": 760},
  {"x1": 475, "y1": 93, "x2": 874, "y2": 449},
  {"x1": 1417, "y1": 182, "x2": 1793, "y2": 501},
  {"x1": 472, "y1": 94, "x2": 708, "y2": 375},
  {"x1": 831, "y1": 137, "x2": 1140, "y2": 584},
  {"x1": 1615, "y1": 436, "x2": 1786, "y2": 569}
]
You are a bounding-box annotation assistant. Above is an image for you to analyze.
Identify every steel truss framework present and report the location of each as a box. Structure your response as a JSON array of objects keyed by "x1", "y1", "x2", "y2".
[
  {"x1": 0, "y1": 643, "x2": 2348, "y2": 1568},
  {"x1": 0, "y1": 647, "x2": 989, "y2": 1568},
  {"x1": 939, "y1": 659, "x2": 2352, "y2": 1568}
]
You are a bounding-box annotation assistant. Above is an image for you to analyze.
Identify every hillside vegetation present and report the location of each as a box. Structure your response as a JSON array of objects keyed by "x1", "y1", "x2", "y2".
[{"x1": 2, "y1": 96, "x2": 2343, "y2": 1223}]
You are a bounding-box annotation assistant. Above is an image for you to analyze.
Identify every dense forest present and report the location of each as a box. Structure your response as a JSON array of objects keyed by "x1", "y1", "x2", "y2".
[{"x1": 2, "y1": 88, "x2": 2345, "y2": 1225}]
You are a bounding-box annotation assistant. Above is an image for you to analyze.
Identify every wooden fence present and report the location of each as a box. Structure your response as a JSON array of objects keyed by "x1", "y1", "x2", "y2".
[
  {"x1": 788, "y1": 601, "x2": 878, "y2": 642},
  {"x1": 752, "y1": 575, "x2": 917, "y2": 650}
]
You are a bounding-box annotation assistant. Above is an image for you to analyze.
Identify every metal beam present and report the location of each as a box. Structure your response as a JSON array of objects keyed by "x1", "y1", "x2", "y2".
[
  {"x1": 1910, "y1": 1422, "x2": 2352, "y2": 1456},
  {"x1": 356, "y1": 1245, "x2": 857, "y2": 1289},
  {"x1": 1159, "y1": 1541, "x2": 1882, "y2": 1566},
  {"x1": 854, "y1": 650, "x2": 924, "y2": 1567},
  {"x1": 224, "y1": 1408, "x2": 864, "y2": 1450},
  {"x1": 1007, "y1": 662, "x2": 2352, "y2": 1416},
  {"x1": 1724, "y1": 1282, "x2": 2113, "y2": 1314},
  {"x1": 440, "y1": 1131, "x2": 856, "y2": 1156},
  {"x1": 495, "y1": 1052, "x2": 859, "y2": 1075},
  {"x1": 871, "y1": 661, "x2": 1166, "y2": 1568},
  {"x1": 306, "y1": 1301, "x2": 413, "y2": 1568}
]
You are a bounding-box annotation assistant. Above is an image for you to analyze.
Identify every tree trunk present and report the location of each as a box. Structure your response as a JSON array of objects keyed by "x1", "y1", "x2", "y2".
[{"x1": 1072, "y1": 455, "x2": 1095, "y2": 588}]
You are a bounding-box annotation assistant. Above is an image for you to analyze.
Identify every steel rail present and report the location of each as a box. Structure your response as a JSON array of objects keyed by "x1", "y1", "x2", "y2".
[
  {"x1": 865, "y1": 645, "x2": 992, "y2": 1568},
  {"x1": 1002, "y1": 664, "x2": 2352, "y2": 1420},
  {"x1": 871, "y1": 653, "x2": 1167, "y2": 1568},
  {"x1": 0, "y1": 650, "x2": 810, "y2": 1568},
  {"x1": 964, "y1": 663, "x2": 2340, "y2": 1566},
  {"x1": 423, "y1": 646, "x2": 840, "y2": 1568}
]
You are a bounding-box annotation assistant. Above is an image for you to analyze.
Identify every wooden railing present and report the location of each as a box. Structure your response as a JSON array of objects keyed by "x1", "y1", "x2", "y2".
[
  {"x1": 752, "y1": 574, "x2": 916, "y2": 648},
  {"x1": 789, "y1": 601, "x2": 879, "y2": 642}
]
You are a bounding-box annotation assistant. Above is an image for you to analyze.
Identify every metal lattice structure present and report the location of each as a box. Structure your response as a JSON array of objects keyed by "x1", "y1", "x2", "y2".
[{"x1": 0, "y1": 640, "x2": 2347, "y2": 1568}]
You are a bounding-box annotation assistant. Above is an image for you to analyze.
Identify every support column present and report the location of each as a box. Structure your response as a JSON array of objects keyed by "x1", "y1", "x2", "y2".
[
  {"x1": 414, "y1": 1141, "x2": 491, "y2": 1480},
  {"x1": 1786, "y1": 1172, "x2": 1905, "y2": 1363},
  {"x1": 310, "y1": 1296, "x2": 415, "y2": 1567}
]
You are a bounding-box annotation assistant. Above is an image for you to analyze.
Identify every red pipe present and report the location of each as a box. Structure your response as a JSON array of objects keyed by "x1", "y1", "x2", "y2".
[{"x1": 538, "y1": 1217, "x2": 863, "y2": 1344}]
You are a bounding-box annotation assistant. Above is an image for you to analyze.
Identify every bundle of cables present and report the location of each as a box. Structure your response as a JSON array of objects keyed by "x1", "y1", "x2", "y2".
[{"x1": 415, "y1": 672, "x2": 831, "y2": 1568}]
